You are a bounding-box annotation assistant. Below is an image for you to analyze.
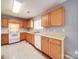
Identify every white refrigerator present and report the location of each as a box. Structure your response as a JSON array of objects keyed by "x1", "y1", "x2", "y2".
[{"x1": 9, "y1": 23, "x2": 20, "y2": 43}]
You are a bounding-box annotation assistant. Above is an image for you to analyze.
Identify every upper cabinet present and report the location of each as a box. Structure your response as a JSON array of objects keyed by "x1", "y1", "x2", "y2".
[
  {"x1": 27, "y1": 20, "x2": 33, "y2": 28},
  {"x1": 50, "y1": 7, "x2": 64, "y2": 26},
  {"x1": 1, "y1": 18, "x2": 33, "y2": 28},
  {"x1": 41, "y1": 7, "x2": 64, "y2": 27},
  {"x1": 9, "y1": 19, "x2": 20, "y2": 24},
  {"x1": 24, "y1": 20, "x2": 33, "y2": 28},
  {"x1": 1, "y1": 18, "x2": 8, "y2": 27},
  {"x1": 19, "y1": 20, "x2": 24, "y2": 28},
  {"x1": 41, "y1": 13, "x2": 50, "y2": 27}
]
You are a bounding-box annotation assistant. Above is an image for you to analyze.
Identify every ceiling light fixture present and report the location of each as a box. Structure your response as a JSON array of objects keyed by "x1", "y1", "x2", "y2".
[{"x1": 12, "y1": 0, "x2": 22, "y2": 13}]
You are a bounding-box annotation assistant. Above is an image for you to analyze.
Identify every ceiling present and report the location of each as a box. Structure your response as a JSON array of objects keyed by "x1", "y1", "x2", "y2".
[{"x1": 1, "y1": 0, "x2": 66, "y2": 19}]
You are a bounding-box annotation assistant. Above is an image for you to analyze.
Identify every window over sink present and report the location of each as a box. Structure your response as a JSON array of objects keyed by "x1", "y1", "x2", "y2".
[{"x1": 34, "y1": 16, "x2": 43, "y2": 30}]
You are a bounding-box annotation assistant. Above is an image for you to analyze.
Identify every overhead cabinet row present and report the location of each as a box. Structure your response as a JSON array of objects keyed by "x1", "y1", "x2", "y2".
[
  {"x1": 1, "y1": 18, "x2": 33, "y2": 28},
  {"x1": 41, "y1": 7, "x2": 64, "y2": 27}
]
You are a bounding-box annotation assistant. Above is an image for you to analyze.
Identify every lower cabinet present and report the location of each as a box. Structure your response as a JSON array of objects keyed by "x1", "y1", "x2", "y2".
[
  {"x1": 41, "y1": 36, "x2": 62, "y2": 59},
  {"x1": 1, "y1": 34, "x2": 9, "y2": 45},
  {"x1": 41, "y1": 36, "x2": 49, "y2": 55},
  {"x1": 26, "y1": 33, "x2": 34, "y2": 45},
  {"x1": 49, "y1": 39, "x2": 61, "y2": 59},
  {"x1": 20, "y1": 32, "x2": 27, "y2": 41}
]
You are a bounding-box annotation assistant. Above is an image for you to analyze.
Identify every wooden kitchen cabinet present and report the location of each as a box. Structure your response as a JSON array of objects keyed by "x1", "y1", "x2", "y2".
[
  {"x1": 1, "y1": 18, "x2": 8, "y2": 27},
  {"x1": 19, "y1": 20, "x2": 24, "y2": 28},
  {"x1": 41, "y1": 36, "x2": 49, "y2": 55},
  {"x1": 41, "y1": 7, "x2": 64, "y2": 27},
  {"x1": 41, "y1": 13, "x2": 50, "y2": 27},
  {"x1": 23, "y1": 20, "x2": 28, "y2": 28},
  {"x1": 20, "y1": 32, "x2": 26, "y2": 41},
  {"x1": 9, "y1": 19, "x2": 20, "y2": 24},
  {"x1": 50, "y1": 7, "x2": 64, "y2": 26},
  {"x1": 26, "y1": 20, "x2": 33, "y2": 28},
  {"x1": 49, "y1": 39, "x2": 61, "y2": 59},
  {"x1": 26, "y1": 33, "x2": 34, "y2": 45},
  {"x1": 41, "y1": 36, "x2": 62, "y2": 59},
  {"x1": 1, "y1": 18, "x2": 33, "y2": 28},
  {"x1": 23, "y1": 20, "x2": 33, "y2": 28},
  {"x1": 1, "y1": 34, "x2": 9, "y2": 45}
]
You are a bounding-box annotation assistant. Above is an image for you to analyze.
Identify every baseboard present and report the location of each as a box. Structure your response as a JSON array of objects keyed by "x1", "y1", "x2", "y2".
[
  {"x1": 64, "y1": 54, "x2": 74, "y2": 59},
  {"x1": 1, "y1": 40, "x2": 25, "y2": 46}
]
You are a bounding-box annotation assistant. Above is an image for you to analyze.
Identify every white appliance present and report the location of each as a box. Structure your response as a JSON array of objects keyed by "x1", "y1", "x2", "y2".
[
  {"x1": 35, "y1": 33, "x2": 41, "y2": 50},
  {"x1": 9, "y1": 23, "x2": 20, "y2": 43}
]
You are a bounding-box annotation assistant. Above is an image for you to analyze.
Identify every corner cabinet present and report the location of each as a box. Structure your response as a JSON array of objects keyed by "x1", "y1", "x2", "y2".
[
  {"x1": 1, "y1": 18, "x2": 8, "y2": 27},
  {"x1": 20, "y1": 32, "x2": 27, "y2": 41},
  {"x1": 41, "y1": 36, "x2": 64, "y2": 59},
  {"x1": 26, "y1": 33, "x2": 34, "y2": 45},
  {"x1": 23, "y1": 20, "x2": 33, "y2": 28},
  {"x1": 41, "y1": 7, "x2": 64, "y2": 27}
]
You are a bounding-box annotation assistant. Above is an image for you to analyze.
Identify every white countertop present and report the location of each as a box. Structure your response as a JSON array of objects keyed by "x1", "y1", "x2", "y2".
[
  {"x1": 40, "y1": 33, "x2": 65, "y2": 40},
  {"x1": 24, "y1": 31, "x2": 65, "y2": 40},
  {"x1": 1, "y1": 31, "x2": 65, "y2": 40}
]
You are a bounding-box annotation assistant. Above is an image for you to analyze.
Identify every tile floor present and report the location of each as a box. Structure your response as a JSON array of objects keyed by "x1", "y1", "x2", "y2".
[
  {"x1": 1, "y1": 41, "x2": 49, "y2": 59},
  {"x1": 2, "y1": 41, "x2": 70, "y2": 59}
]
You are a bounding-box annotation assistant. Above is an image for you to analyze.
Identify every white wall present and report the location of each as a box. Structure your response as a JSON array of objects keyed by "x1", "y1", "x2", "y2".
[{"x1": 62, "y1": 0, "x2": 78, "y2": 58}]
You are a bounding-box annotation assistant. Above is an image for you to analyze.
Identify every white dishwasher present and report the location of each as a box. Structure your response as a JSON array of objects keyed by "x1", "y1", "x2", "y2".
[{"x1": 35, "y1": 33, "x2": 41, "y2": 50}]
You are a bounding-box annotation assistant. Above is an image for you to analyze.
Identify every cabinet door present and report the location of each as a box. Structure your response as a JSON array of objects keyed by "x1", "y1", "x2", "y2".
[
  {"x1": 41, "y1": 36, "x2": 49, "y2": 55},
  {"x1": 41, "y1": 13, "x2": 49, "y2": 27},
  {"x1": 27, "y1": 20, "x2": 33, "y2": 28},
  {"x1": 1, "y1": 34, "x2": 9, "y2": 45},
  {"x1": 31, "y1": 34, "x2": 34, "y2": 45},
  {"x1": 20, "y1": 33, "x2": 26, "y2": 41},
  {"x1": 9, "y1": 19, "x2": 19, "y2": 24},
  {"x1": 23, "y1": 20, "x2": 27, "y2": 28},
  {"x1": 50, "y1": 7, "x2": 64, "y2": 26},
  {"x1": 26, "y1": 33, "x2": 30, "y2": 42},
  {"x1": 49, "y1": 39, "x2": 61, "y2": 59},
  {"x1": 1, "y1": 18, "x2": 8, "y2": 27},
  {"x1": 19, "y1": 20, "x2": 24, "y2": 28},
  {"x1": 26, "y1": 33, "x2": 34, "y2": 45}
]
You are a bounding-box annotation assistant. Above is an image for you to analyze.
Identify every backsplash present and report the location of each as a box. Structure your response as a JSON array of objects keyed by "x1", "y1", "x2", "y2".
[{"x1": 42, "y1": 27, "x2": 65, "y2": 33}]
